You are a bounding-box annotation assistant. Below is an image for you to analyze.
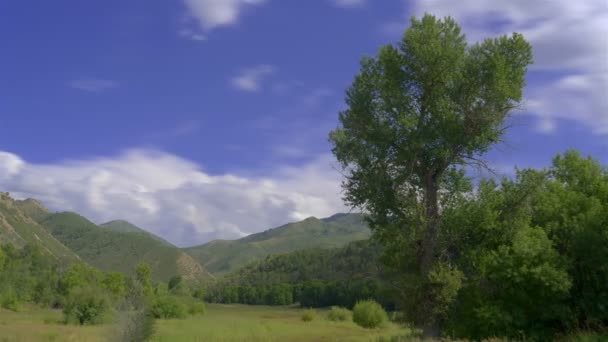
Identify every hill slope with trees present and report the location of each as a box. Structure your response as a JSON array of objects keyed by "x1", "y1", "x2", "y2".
[
  {"x1": 0, "y1": 192, "x2": 80, "y2": 264},
  {"x1": 183, "y1": 213, "x2": 370, "y2": 275},
  {"x1": 40, "y1": 212, "x2": 212, "y2": 282}
]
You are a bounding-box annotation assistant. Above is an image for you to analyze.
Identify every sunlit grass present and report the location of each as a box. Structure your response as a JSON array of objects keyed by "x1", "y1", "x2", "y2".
[
  {"x1": 151, "y1": 304, "x2": 413, "y2": 342},
  {"x1": 0, "y1": 305, "x2": 107, "y2": 342}
]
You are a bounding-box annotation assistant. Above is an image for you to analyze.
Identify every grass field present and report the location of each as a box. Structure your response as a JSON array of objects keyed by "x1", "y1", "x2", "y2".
[
  {"x1": 0, "y1": 304, "x2": 412, "y2": 342},
  {"x1": 0, "y1": 305, "x2": 106, "y2": 342},
  {"x1": 152, "y1": 304, "x2": 412, "y2": 342}
]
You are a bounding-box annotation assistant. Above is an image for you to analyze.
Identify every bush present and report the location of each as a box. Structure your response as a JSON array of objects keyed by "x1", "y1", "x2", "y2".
[
  {"x1": 150, "y1": 295, "x2": 187, "y2": 319},
  {"x1": 0, "y1": 290, "x2": 20, "y2": 311},
  {"x1": 111, "y1": 309, "x2": 155, "y2": 342},
  {"x1": 327, "y1": 306, "x2": 351, "y2": 322},
  {"x1": 352, "y1": 300, "x2": 388, "y2": 329},
  {"x1": 301, "y1": 308, "x2": 316, "y2": 322},
  {"x1": 188, "y1": 302, "x2": 207, "y2": 316},
  {"x1": 63, "y1": 287, "x2": 112, "y2": 325}
]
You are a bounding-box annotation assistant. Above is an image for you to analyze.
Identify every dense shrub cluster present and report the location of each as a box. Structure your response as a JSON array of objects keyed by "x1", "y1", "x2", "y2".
[
  {"x1": 150, "y1": 295, "x2": 188, "y2": 319},
  {"x1": 352, "y1": 300, "x2": 388, "y2": 328},
  {"x1": 62, "y1": 286, "x2": 112, "y2": 325},
  {"x1": 301, "y1": 308, "x2": 316, "y2": 322},
  {"x1": 438, "y1": 151, "x2": 608, "y2": 340},
  {"x1": 327, "y1": 306, "x2": 351, "y2": 321},
  {"x1": 0, "y1": 245, "x2": 207, "y2": 329}
]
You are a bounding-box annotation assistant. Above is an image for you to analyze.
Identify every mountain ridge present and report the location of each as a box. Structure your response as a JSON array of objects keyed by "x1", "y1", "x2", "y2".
[{"x1": 184, "y1": 213, "x2": 370, "y2": 275}]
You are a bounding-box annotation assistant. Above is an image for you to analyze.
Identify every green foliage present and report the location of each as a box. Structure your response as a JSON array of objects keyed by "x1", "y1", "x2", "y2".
[
  {"x1": 102, "y1": 272, "x2": 127, "y2": 299},
  {"x1": 353, "y1": 300, "x2": 388, "y2": 329},
  {"x1": 60, "y1": 263, "x2": 102, "y2": 295},
  {"x1": 440, "y1": 150, "x2": 607, "y2": 340},
  {"x1": 63, "y1": 286, "x2": 112, "y2": 325},
  {"x1": 188, "y1": 302, "x2": 207, "y2": 316},
  {"x1": 40, "y1": 212, "x2": 210, "y2": 281},
  {"x1": 111, "y1": 309, "x2": 155, "y2": 342},
  {"x1": 135, "y1": 262, "x2": 153, "y2": 297},
  {"x1": 301, "y1": 308, "x2": 316, "y2": 322},
  {"x1": 0, "y1": 288, "x2": 20, "y2": 311},
  {"x1": 168, "y1": 275, "x2": 182, "y2": 291},
  {"x1": 425, "y1": 262, "x2": 464, "y2": 318},
  {"x1": 0, "y1": 194, "x2": 80, "y2": 264},
  {"x1": 184, "y1": 213, "x2": 370, "y2": 275},
  {"x1": 150, "y1": 295, "x2": 187, "y2": 319},
  {"x1": 0, "y1": 248, "x2": 5, "y2": 272},
  {"x1": 329, "y1": 13, "x2": 533, "y2": 333},
  {"x1": 327, "y1": 306, "x2": 351, "y2": 321},
  {"x1": 0, "y1": 244, "x2": 61, "y2": 310}
]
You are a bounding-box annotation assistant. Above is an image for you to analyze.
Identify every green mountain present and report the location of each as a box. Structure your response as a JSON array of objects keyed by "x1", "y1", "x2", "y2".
[
  {"x1": 0, "y1": 192, "x2": 80, "y2": 263},
  {"x1": 40, "y1": 212, "x2": 213, "y2": 282},
  {"x1": 184, "y1": 213, "x2": 371, "y2": 275},
  {"x1": 100, "y1": 220, "x2": 174, "y2": 246}
]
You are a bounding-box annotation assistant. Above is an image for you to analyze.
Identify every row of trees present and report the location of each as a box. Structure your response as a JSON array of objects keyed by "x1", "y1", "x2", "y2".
[
  {"x1": 0, "y1": 243, "x2": 205, "y2": 341},
  {"x1": 205, "y1": 279, "x2": 396, "y2": 310}
]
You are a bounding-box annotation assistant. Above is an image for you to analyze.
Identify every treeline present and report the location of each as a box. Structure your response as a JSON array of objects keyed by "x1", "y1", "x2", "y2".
[
  {"x1": 204, "y1": 240, "x2": 400, "y2": 310},
  {"x1": 0, "y1": 242, "x2": 207, "y2": 339},
  {"x1": 206, "y1": 279, "x2": 396, "y2": 310}
]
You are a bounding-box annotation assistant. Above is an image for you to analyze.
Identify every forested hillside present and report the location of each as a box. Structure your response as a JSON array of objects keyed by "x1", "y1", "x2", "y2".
[
  {"x1": 204, "y1": 239, "x2": 402, "y2": 309},
  {"x1": 40, "y1": 212, "x2": 212, "y2": 282},
  {"x1": 184, "y1": 213, "x2": 370, "y2": 274}
]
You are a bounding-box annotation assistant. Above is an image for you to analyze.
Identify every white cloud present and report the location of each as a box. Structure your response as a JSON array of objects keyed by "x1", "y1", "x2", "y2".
[
  {"x1": 332, "y1": 0, "x2": 366, "y2": 8},
  {"x1": 231, "y1": 64, "x2": 275, "y2": 91},
  {"x1": 183, "y1": 0, "x2": 266, "y2": 33},
  {"x1": 69, "y1": 79, "x2": 119, "y2": 92},
  {"x1": 0, "y1": 149, "x2": 347, "y2": 247},
  {"x1": 411, "y1": 0, "x2": 608, "y2": 134}
]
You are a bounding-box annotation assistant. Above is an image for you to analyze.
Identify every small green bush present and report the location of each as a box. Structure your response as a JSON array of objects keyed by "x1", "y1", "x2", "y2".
[
  {"x1": 188, "y1": 302, "x2": 207, "y2": 316},
  {"x1": 301, "y1": 308, "x2": 316, "y2": 322},
  {"x1": 352, "y1": 300, "x2": 388, "y2": 329},
  {"x1": 327, "y1": 306, "x2": 351, "y2": 322},
  {"x1": 150, "y1": 295, "x2": 187, "y2": 319},
  {"x1": 63, "y1": 287, "x2": 112, "y2": 325},
  {"x1": 0, "y1": 290, "x2": 20, "y2": 312}
]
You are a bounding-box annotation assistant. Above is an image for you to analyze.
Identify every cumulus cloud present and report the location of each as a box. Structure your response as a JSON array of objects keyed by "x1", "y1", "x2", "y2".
[
  {"x1": 69, "y1": 79, "x2": 119, "y2": 92},
  {"x1": 411, "y1": 0, "x2": 608, "y2": 134},
  {"x1": 0, "y1": 149, "x2": 347, "y2": 247},
  {"x1": 182, "y1": 0, "x2": 266, "y2": 34},
  {"x1": 231, "y1": 64, "x2": 275, "y2": 91}
]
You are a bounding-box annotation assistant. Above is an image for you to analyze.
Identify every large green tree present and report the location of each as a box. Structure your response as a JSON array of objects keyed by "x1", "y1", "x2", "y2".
[{"x1": 329, "y1": 14, "x2": 532, "y2": 335}]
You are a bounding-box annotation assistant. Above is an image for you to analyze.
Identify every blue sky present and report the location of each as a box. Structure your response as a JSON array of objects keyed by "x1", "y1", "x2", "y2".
[{"x1": 0, "y1": 0, "x2": 606, "y2": 246}]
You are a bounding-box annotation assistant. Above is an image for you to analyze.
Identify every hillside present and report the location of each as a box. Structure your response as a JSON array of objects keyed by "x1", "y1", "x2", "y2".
[
  {"x1": 184, "y1": 213, "x2": 371, "y2": 275},
  {"x1": 100, "y1": 219, "x2": 174, "y2": 246},
  {"x1": 40, "y1": 212, "x2": 212, "y2": 282},
  {"x1": 0, "y1": 192, "x2": 80, "y2": 264},
  {"x1": 222, "y1": 239, "x2": 384, "y2": 286}
]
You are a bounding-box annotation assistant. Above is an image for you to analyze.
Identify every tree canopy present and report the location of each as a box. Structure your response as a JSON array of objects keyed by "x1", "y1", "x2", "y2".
[{"x1": 330, "y1": 14, "x2": 533, "y2": 335}]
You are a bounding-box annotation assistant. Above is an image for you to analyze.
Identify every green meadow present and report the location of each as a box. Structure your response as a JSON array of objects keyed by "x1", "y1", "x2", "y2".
[{"x1": 0, "y1": 304, "x2": 412, "y2": 342}]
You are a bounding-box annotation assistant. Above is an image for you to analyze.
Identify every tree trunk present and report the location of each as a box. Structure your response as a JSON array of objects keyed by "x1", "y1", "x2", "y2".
[{"x1": 420, "y1": 173, "x2": 441, "y2": 338}]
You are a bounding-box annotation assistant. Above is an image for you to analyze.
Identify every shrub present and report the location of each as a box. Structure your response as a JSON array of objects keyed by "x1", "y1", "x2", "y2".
[
  {"x1": 352, "y1": 300, "x2": 388, "y2": 329},
  {"x1": 0, "y1": 290, "x2": 20, "y2": 312},
  {"x1": 188, "y1": 302, "x2": 207, "y2": 316},
  {"x1": 327, "y1": 306, "x2": 351, "y2": 322},
  {"x1": 301, "y1": 308, "x2": 316, "y2": 322},
  {"x1": 63, "y1": 287, "x2": 112, "y2": 325},
  {"x1": 111, "y1": 309, "x2": 155, "y2": 342},
  {"x1": 150, "y1": 295, "x2": 187, "y2": 319}
]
